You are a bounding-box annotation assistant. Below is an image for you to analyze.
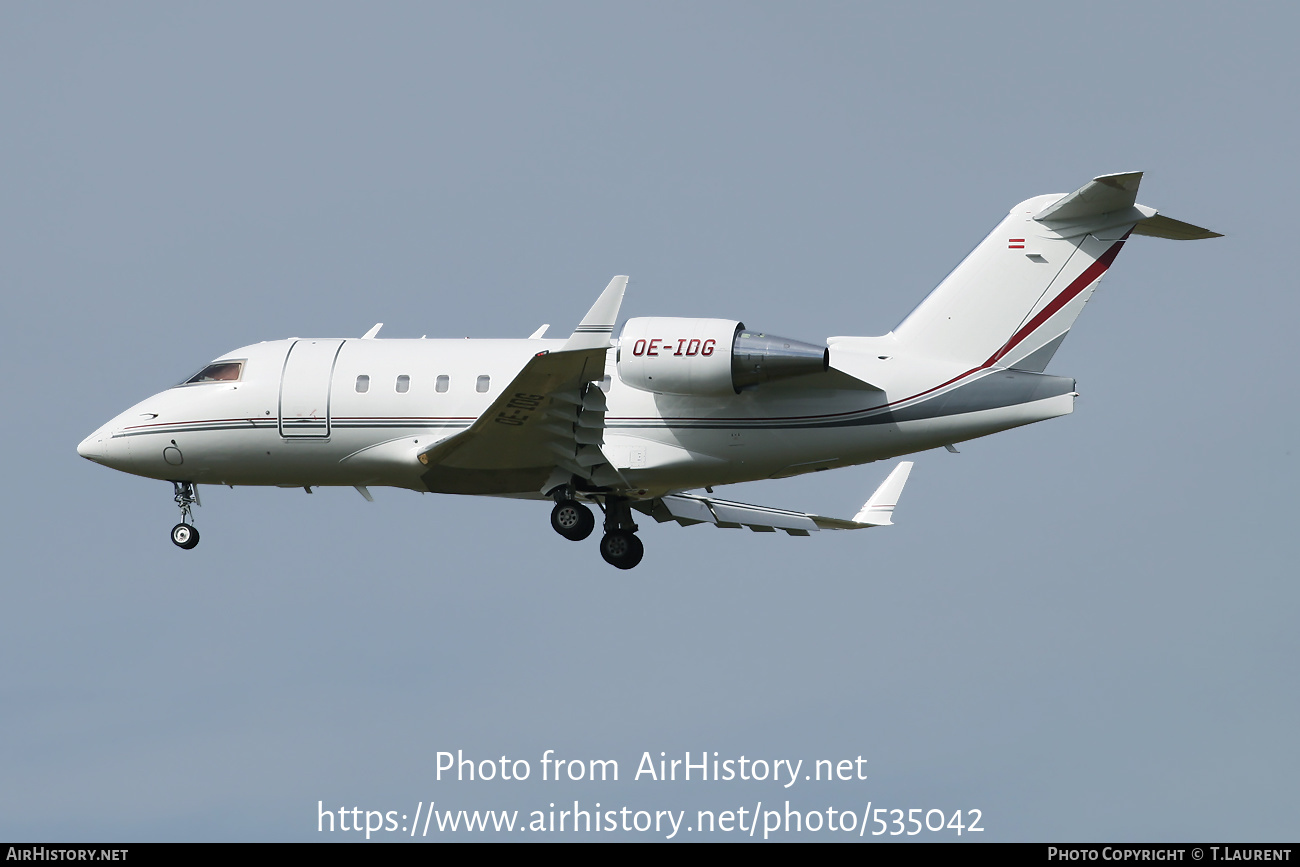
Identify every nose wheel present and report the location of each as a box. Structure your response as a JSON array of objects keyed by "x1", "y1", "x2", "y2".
[
  {"x1": 170, "y1": 481, "x2": 201, "y2": 550},
  {"x1": 171, "y1": 522, "x2": 200, "y2": 549}
]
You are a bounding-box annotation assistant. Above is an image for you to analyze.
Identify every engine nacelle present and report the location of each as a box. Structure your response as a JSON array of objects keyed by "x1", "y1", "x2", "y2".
[{"x1": 616, "y1": 317, "x2": 828, "y2": 395}]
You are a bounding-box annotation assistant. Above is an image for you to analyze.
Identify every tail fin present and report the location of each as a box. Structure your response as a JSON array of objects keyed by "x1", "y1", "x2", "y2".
[{"x1": 892, "y1": 172, "x2": 1219, "y2": 372}]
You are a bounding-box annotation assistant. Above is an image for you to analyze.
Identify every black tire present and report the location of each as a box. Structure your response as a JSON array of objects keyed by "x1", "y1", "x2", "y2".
[
  {"x1": 171, "y1": 523, "x2": 200, "y2": 550},
  {"x1": 551, "y1": 500, "x2": 595, "y2": 541},
  {"x1": 599, "y1": 530, "x2": 644, "y2": 570}
]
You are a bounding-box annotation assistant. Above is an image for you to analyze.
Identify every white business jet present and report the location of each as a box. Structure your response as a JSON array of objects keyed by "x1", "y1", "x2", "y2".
[{"x1": 77, "y1": 172, "x2": 1218, "y2": 569}]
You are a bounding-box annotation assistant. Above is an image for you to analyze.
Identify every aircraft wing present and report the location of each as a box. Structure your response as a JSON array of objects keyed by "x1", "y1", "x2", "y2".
[
  {"x1": 634, "y1": 461, "x2": 914, "y2": 535},
  {"x1": 417, "y1": 277, "x2": 628, "y2": 495}
]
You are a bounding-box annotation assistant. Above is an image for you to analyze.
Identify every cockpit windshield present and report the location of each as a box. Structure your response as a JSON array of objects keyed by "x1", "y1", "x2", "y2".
[{"x1": 183, "y1": 361, "x2": 244, "y2": 384}]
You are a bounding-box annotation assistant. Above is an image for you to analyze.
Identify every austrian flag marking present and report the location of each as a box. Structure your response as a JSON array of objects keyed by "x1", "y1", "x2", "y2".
[{"x1": 1008, "y1": 238, "x2": 1025, "y2": 249}]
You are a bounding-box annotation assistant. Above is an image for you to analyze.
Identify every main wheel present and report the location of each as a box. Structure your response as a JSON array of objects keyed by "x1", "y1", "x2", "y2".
[
  {"x1": 171, "y1": 523, "x2": 200, "y2": 550},
  {"x1": 551, "y1": 500, "x2": 595, "y2": 541},
  {"x1": 599, "y1": 530, "x2": 644, "y2": 570}
]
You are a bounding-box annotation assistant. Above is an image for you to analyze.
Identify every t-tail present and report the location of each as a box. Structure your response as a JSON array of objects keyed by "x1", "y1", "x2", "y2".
[{"x1": 892, "y1": 172, "x2": 1220, "y2": 372}]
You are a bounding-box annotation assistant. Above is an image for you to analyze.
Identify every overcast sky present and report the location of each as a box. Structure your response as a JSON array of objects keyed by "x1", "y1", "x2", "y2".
[{"x1": 2, "y1": 2, "x2": 1295, "y2": 842}]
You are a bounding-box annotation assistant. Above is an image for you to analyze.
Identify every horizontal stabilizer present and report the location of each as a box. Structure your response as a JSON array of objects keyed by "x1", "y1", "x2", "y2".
[
  {"x1": 636, "y1": 461, "x2": 914, "y2": 534},
  {"x1": 1131, "y1": 214, "x2": 1223, "y2": 240},
  {"x1": 1035, "y1": 172, "x2": 1143, "y2": 222},
  {"x1": 1035, "y1": 172, "x2": 1221, "y2": 239}
]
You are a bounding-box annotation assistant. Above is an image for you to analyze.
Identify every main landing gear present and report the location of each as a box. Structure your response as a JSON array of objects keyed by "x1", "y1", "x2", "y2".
[
  {"x1": 548, "y1": 491, "x2": 644, "y2": 569},
  {"x1": 599, "y1": 529, "x2": 643, "y2": 570},
  {"x1": 598, "y1": 497, "x2": 643, "y2": 570},
  {"x1": 551, "y1": 498, "x2": 595, "y2": 541},
  {"x1": 170, "y1": 481, "x2": 200, "y2": 550}
]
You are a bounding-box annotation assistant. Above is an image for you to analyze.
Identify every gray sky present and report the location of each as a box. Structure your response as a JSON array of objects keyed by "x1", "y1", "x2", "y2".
[{"x1": 3, "y1": 2, "x2": 1295, "y2": 842}]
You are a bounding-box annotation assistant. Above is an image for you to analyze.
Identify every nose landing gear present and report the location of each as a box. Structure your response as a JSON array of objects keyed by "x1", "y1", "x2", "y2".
[
  {"x1": 171, "y1": 522, "x2": 200, "y2": 549},
  {"x1": 170, "y1": 481, "x2": 200, "y2": 550}
]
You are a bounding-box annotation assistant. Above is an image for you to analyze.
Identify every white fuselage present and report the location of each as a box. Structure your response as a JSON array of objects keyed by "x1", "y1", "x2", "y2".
[
  {"x1": 74, "y1": 173, "x2": 1217, "y2": 568},
  {"x1": 78, "y1": 334, "x2": 1075, "y2": 498}
]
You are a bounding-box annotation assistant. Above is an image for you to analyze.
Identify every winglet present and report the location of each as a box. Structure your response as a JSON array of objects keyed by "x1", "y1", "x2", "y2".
[
  {"x1": 851, "y1": 461, "x2": 914, "y2": 526},
  {"x1": 562, "y1": 276, "x2": 627, "y2": 351}
]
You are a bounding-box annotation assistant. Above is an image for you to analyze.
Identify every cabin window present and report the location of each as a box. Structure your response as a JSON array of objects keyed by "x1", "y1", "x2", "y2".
[
  {"x1": 396, "y1": 374, "x2": 410, "y2": 394},
  {"x1": 355, "y1": 375, "x2": 370, "y2": 394},
  {"x1": 436, "y1": 375, "x2": 449, "y2": 393},
  {"x1": 184, "y1": 361, "x2": 243, "y2": 384},
  {"x1": 476, "y1": 375, "x2": 490, "y2": 393}
]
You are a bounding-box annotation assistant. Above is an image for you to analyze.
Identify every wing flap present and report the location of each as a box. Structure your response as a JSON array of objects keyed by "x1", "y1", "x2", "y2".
[
  {"x1": 417, "y1": 277, "x2": 630, "y2": 495},
  {"x1": 416, "y1": 350, "x2": 603, "y2": 493},
  {"x1": 637, "y1": 461, "x2": 914, "y2": 535},
  {"x1": 708, "y1": 500, "x2": 820, "y2": 533}
]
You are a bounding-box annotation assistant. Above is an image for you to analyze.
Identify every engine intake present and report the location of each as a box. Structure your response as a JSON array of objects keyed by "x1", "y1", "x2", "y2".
[{"x1": 616, "y1": 317, "x2": 828, "y2": 395}]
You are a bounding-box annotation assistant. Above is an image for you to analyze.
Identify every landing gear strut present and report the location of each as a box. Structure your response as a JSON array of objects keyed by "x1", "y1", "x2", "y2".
[
  {"x1": 598, "y1": 497, "x2": 643, "y2": 570},
  {"x1": 170, "y1": 481, "x2": 200, "y2": 550}
]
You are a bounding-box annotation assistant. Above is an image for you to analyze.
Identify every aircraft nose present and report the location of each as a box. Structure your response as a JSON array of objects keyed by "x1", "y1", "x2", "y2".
[{"x1": 77, "y1": 429, "x2": 109, "y2": 463}]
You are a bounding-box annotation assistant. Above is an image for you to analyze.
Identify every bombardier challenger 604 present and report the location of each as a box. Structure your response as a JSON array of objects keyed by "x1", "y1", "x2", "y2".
[{"x1": 78, "y1": 172, "x2": 1219, "y2": 568}]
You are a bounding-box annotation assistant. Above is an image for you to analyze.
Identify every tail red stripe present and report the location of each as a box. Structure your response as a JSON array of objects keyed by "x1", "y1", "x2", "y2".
[{"x1": 984, "y1": 237, "x2": 1128, "y2": 368}]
